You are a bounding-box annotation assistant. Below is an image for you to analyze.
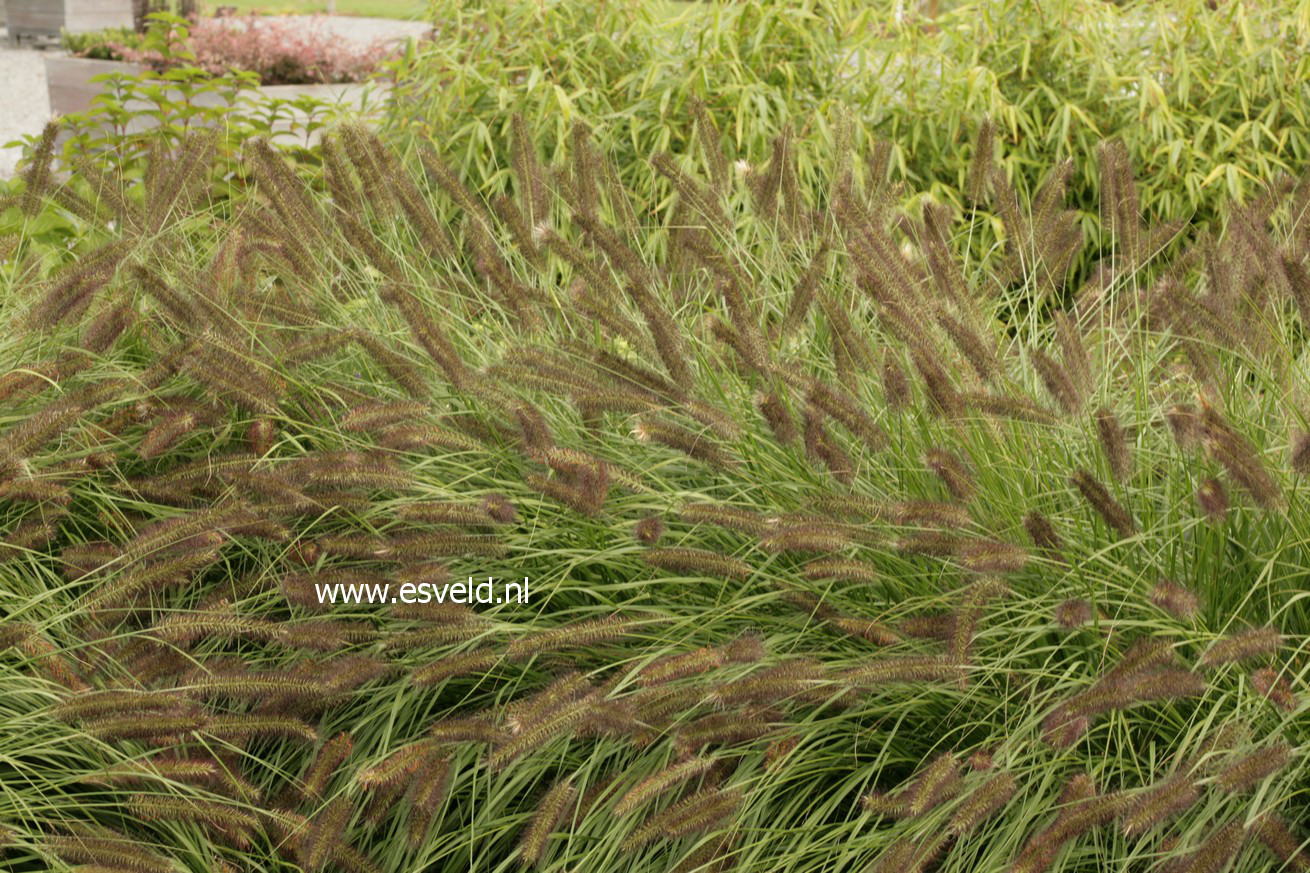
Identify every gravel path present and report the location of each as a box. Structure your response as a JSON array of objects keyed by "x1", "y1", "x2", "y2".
[
  {"x1": 0, "y1": 16, "x2": 425, "y2": 178},
  {"x1": 0, "y1": 30, "x2": 52, "y2": 179}
]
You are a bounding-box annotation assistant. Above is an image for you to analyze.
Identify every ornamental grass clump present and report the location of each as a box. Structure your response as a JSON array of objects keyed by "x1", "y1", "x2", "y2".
[{"x1": 0, "y1": 110, "x2": 1307, "y2": 873}]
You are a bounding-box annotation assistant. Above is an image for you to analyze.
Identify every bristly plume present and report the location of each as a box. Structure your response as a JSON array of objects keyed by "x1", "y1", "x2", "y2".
[
  {"x1": 519, "y1": 777, "x2": 577, "y2": 867},
  {"x1": 1213, "y1": 742, "x2": 1292, "y2": 793},
  {"x1": 881, "y1": 352, "x2": 911, "y2": 411},
  {"x1": 1055, "y1": 598, "x2": 1093, "y2": 629},
  {"x1": 1200, "y1": 406, "x2": 1282, "y2": 510},
  {"x1": 614, "y1": 757, "x2": 717, "y2": 816},
  {"x1": 966, "y1": 116, "x2": 995, "y2": 205},
  {"x1": 1054, "y1": 311, "x2": 1092, "y2": 398},
  {"x1": 643, "y1": 547, "x2": 752, "y2": 581},
  {"x1": 1195, "y1": 477, "x2": 1229, "y2": 521},
  {"x1": 1168, "y1": 819, "x2": 1248, "y2": 873},
  {"x1": 1032, "y1": 349, "x2": 1082, "y2": 414},
  {"x1": 1094, "y1": 407, "x2": 1131, "y2": 482},
  {"x1": 1150, "y1": 579, "x2": 1199, "y2": 620},
  {"x1": 46, "y1": 824, "x2": 177, "y2": 873},
  {"x1": 948, "y1": 771, "x2": 1017, "y2": 835},
  {"x1": 19, "y1": 122, "x2": 59, "y2": 217},
  {"x1": 1249, "y1": 667, "x2": 1298, "y2": 712},
  {"x1": 1023, "y1": 510, "x2": 1065, "y2": 560},
  {"x1": 925, "y1": 448, "x2": 976, "y2": 500},
  {"x1": 634, "y1": 516, "x2": 665, "y2": 545},
  {"x1": 1252, "y1": 814, "x2": 1310, "y2": 871},
  {"x1": 1118, "y1": 772, "x2": 1198, "y2": 837},
  {"x1": 411, "y1": 649, "x2": 500, "y2": 686},
  {"x1": 1070, "y1": 469, "x2": 1135, "y2": 538},
  {"x1": 406, "y1": 754, "x2": 454, "y2": 849},
  {"x1": 639, "y1": 636, "x2": 764, "y2": 686},
  {"x1": 379, "y1": 284, "x2": 472, "y2": 390},
  {"x1": 301, "y1": 796, "x2": 354, "y2": 872},
  {"x1": 620, "y1": 787, "x2": 741, "y2": 851},
  {"x1": 691, "y1": 98, "x2": 730, "y2": 194},
  {"x1": 1195, "y1": 625, "x2": 1281, "y2": 669},
  {"x1": 633, "y1": 418, "x2": 736, "y2": 470},
  {"x1": 300, "y1": 732, "x2": 354, "y2": 803},
  {"x1": 507, "y1": 614, "x2": 640, "y2": 661}
]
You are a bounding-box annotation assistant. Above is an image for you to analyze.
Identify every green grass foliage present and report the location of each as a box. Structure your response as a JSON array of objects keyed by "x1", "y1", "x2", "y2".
[
  {"x1": 392, "y1": 0, "x2": 1310, "y2": 264},
  {"x1": 0, "y1": 106, "x2": 1307, "y2": 871}
]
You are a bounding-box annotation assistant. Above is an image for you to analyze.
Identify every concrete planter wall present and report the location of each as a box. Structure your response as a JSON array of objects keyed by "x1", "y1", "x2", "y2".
[
  {"x1": 7, "y1": 0, "x2": 134, "y2": 41},
  {"x1": 45, "y1": 56, "x2": 387, "y2": 145}
]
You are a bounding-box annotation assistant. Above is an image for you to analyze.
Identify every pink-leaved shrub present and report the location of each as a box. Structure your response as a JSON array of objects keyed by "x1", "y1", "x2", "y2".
[{"x1": 109, "y1": 15, "x2": 397, "y2": 86}]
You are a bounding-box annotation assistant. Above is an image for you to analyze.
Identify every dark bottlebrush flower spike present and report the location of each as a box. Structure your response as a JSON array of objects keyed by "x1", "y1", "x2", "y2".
[
  {"x1": 379, "y1": 284, "x2": 472, "y2": 390},
  {"x1": 1150, "y1": 579, "x2": 1200, "y2": 619},
  {"x1": 755, "y1": 390, "x2": 798, "y2": 444},
  {"x1": 1118, "y1": 772, "x2": 1198, "y2": 836},
  {"x1": 711, "y1": 659, "x2": 828, "y2": 707},
  {"x1": 301, "y1": 796, "x2": 353, "y2": 872},
  {"x1": 1197, "y1": 626, "x2": 1281, "y2": 668},
  {"x1": 966, "y1": 116, "x2": 994, "y2": 204},
  {"x1": 482, "y1": 493, "x2": 519, "y2": 524},
  {"x1": 633, "y1": 417, "x2": 736, "y2": 470},
  {"x1": 507, "y1": 614, "x2": 639, "y2": 661},
  {"x1": 673, "y1": 707, "x2": 776, "y2": 755},
  {"x1": 926, "y1": 447, "x2": 976, "y2": 500},
  {"x1": 47, "y1": 825, "x2": 177, "y2": 873},
  {"x1": 203, "y1": 713, "x2": 318, "y2": 743},
  {"x1": 503, "y1": 673, "x2": 593, "y2": 735},
  {"x1": 47, "y1": 689, "x2": 185, "y2": 722},
  {"x1": 1169, "y1": 819, "x2": 1247, "y2": 873},
  {"x1": 1213, "y1": 742, "x2": 1292, "y2": 793},
  {"x1": 936, "y1": 311, "x2": 1000, "y2": 384},
  {"x1": 358, "y1": 742, "x2": 436, "y2": 791},
  {"x1": 613, "y1": 757, "x2": 716, "y2": 816},
  {"x1": 1195, "y1": 476, "x2": 1229, "y2": 521},
  {"x1": 642, "y1": 547, "x2": 752, "y2": 581},
  {"x1": 1055, "y1": 598, "x2": 1093, "y2": 629},
  {"x1": 1249, "y1": 667, "x2": 1297, "y2": 712},
  {"x1": 895, "y1": 530, "x2": 964, "y2": 557},
  {"x1": 801, "y1": 558, "x2": 881, "y2": 584},
  {"x1": 840, "y1": 655, "x2": 966, "y2": 686},
  {"x1": 948, "y1": 771, "x2": 1017, "y2": 835},
  {"x1": 638, "y1": 635, "x2": 764, "y2": 685},
  {"x1": 518, "y1": 777, "x2": 577, "y2": 867},
  {"x1": 621, "y1": 787, "x2": 741, "y2": 851},
  {"x1": 488, "y1": 697, "x2": 596, "y2": 771},
  {"x1": 299, "y1": 732, "x2": 353, "y2": 803},
  {"x1": 634, "y1": 515, "x2": 665, "y2": 544},
  {"x1": 1022, "y1": 510, "x2": 1065, "y2": 560},
  {"x1": 407, "y1": 754, "x2": 454, "y2": 849},
  {"x1": 411, "y1": 649, "x2": 500, "y2": 686},
  {"x1": 129, "y1": 794, "x2": 260, "y2": 848},
  {"x1": 895, "y1": 500, "x2": 971, "y2": 529},
  {"x1": 1095, "y1": 407, "x2": 1132, "y2": 482},
  {"x1": 1032, "y1": 348, "x2": 1082, "y2": 414},
  {"x1": 138, "y1": 410, "x2": 198, "y2": 459},
  {"x1": 905, "y1": 753, "x2": 962, "y2": 815},
  {"x1": 881, "y1": 352, "x2": 911, "y2": 410},
  {"x1": 759, "y1": 521, "x2": 854, "y2": 554},
  {"x1": 1070, "y1": 469, "x2": 1135, "y2": 537},
  {"x1": 1200, "y1": 406, "x2": 1282, "y2": 510},
  {"x1": 959, "y1": 540, "x2": 1029, "y2": 573},
  {"x1": 1252, "y1": 814, "x2": 1310, "y2": 871}
]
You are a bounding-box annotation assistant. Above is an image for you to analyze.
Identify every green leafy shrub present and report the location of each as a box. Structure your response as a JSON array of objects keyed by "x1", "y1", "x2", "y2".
[
  {"x1": 0, "y1": 110, "x2": 1307, "y2": 871},
  {"x1": 60, "y1": 27, "x2": 145, "y2": 61},
  {"x1": 390, "y1": 0, "x2": 1310, "y2": 267}
]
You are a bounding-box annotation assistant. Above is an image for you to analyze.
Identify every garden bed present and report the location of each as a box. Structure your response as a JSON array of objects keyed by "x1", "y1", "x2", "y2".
[{"x1": 45, "y1": 54, "x2": 388, "y2": 143}]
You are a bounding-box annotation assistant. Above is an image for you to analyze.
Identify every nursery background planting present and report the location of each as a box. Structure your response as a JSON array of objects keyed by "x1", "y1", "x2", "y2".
[{"x1": 0, "y1": 1, "x2": 1308, "y2": 872}]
